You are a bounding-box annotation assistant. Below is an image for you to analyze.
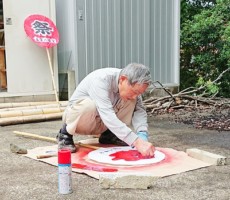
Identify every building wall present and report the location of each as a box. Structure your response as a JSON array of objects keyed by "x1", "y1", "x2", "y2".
[
  {"x1": 0, "y1": 0, "x2": 58, "y2": 102},
  {"x1": 56, "y1": 0, "x2": 180, "y2": 98},
  {"x1": 150, "y1": 0, "x2": 180, "y2": 86}
]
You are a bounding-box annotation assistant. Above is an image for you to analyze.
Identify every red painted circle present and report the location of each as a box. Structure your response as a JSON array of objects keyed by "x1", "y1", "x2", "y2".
[{"x1": 24, "y1": 14, "x2": 59, "y2": 48}]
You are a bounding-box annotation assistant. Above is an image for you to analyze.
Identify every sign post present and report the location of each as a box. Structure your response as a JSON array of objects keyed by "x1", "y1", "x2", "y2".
[{"x1": 24, "y1": 14, "x2": 60, "y2": 105}]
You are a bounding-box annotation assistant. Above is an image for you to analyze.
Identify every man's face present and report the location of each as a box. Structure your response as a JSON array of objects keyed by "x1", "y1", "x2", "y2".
[{"x1": 118, "y1": 76, "x2": 149, "y2": 100}]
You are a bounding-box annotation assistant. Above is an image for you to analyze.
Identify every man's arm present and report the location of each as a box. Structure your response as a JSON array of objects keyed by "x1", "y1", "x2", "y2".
[
  {"x1": 132, "y1": 96, "x2": 148, "y2": 133},
  {"x1": 131, "y1": 96, "x2": 156, "y2": 156},
  {"x1": 88, "y1": 78, "x2": 138, "y2": 146}
]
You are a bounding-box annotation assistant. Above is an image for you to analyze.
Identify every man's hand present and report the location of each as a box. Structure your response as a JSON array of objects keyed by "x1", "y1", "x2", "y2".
[{"x1": 132, "y1": 138, "x2": 155, "y2": 157}]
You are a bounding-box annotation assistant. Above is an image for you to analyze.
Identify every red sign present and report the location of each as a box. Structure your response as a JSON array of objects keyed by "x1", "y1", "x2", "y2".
[{"x1": 24, "y1": 14, "x2": 59, "y2": 48}]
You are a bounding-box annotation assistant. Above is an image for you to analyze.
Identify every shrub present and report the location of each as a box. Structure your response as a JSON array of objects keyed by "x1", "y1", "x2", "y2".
[{"x1": 180, "y1": 0, "x2": 230, "y2": 97}]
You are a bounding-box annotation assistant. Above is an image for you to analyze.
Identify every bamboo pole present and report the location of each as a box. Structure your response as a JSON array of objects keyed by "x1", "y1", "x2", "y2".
[
  {"x1": 14, "y1": 131, "x2": 56, "y2": 143},
  {"x1": 0, "y1": 102, "x2": 68, "y2": 112},
  {"x1": 0, "y1": 112, "x2": 62, "y2": 126},
  {"x1": 0, "y1": 101, "x2": 67, "y2": 109},
  {"x1": 13, "y1": 131, "x2": 100, "y2": 150},
  {"x1": 46, "y1": 48, "x2": 59, "y2": 106},
  {"x1": 0, "y1": 107, "x2": 65, "y2": 118}
]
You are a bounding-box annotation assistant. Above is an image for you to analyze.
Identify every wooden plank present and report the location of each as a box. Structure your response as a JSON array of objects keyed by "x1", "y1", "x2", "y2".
[
  {"x1": 0, "y1": 46, "x2": 6, "y2": 89},
  {"x1": 0, "y1": 29, "x2": 4, "y2": 45}
]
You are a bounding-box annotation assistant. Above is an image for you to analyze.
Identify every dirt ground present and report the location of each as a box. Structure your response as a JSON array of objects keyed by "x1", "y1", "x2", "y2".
[{"x1": 0, "y1": 110, "x2": 229, "y2": 200}]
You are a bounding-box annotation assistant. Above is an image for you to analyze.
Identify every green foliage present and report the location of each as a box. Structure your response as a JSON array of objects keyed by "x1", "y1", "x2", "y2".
[
  {"x1": 196, "y1": 77, "x2": 220, "y2": 95},
  {"x1": 206, "y1": 80, "x2": 219, "y2": 95},
  {"x1": 196, "y1": 77, "x2": 205, "y2": 87},
  {"x1": 180, "y1": 0, "x2": 230, "y2": 97}
]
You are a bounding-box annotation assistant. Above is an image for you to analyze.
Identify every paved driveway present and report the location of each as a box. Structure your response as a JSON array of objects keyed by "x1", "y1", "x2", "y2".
[{"x1": 0, "y1": 115, "x2": 229, "y2": 200}]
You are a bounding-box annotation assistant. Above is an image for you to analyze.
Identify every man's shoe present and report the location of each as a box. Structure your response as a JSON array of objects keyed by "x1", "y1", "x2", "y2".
[
  {"x1": 99, "y1": 129, "x2": 128, "y2": 146},
  {"x1": 56, "y1": 125, "x2": 77, "y2": 153}
]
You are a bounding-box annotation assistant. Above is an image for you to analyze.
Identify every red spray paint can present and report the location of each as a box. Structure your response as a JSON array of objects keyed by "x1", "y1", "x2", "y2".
[{"x1": 58, "y1": 149, "x2": 72, "y2": 194}]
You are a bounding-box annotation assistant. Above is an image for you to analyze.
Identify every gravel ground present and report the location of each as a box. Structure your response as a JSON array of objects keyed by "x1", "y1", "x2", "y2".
[{"x1": 0, "y1": 112, "x2": 229, "y2": 200}]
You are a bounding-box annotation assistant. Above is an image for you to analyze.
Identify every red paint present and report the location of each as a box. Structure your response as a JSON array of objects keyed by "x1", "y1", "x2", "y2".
[
  {"x1": 72, "y1": 163, "x2": 118, "y2": 172},
  {"x1": 109, "y1": 150, "x2": 154, "y2": 161},
  {"x1": 71, "y1": 147, "x2": 174, "y2": 173},
  {"x1": 129, "y1": 149, "x2": 172, "y2": 170}
]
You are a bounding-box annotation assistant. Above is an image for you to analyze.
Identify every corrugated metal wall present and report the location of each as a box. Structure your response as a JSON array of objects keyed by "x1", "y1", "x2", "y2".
[{"x1": 56, "y1": 0, "x2": 180, "y2": 91}]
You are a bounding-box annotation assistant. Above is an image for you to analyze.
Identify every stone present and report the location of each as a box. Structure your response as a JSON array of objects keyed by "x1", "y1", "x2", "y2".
[
  {"x1": 99, "y1": 173, "x2": 159, "y2": 189},
  {"x1": 10, "y1": 143, "x2": 28, "y2": 154},
  {"x1": 186, "y1": 148, "x2": 227, "y2": 166}
]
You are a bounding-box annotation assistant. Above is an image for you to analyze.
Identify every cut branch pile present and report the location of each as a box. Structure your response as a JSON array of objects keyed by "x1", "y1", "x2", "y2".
[
  {"x1": 144, "y1": 68, "x2": 230, "y2": 131},
  {"x1": 144, "y1": 94, "x2": 230, "y2": 114}
]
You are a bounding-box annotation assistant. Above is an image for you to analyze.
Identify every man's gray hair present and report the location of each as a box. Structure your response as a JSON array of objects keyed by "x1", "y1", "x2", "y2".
[{"x1": 120, "y1": 63, "x2": 152, "y2": 85}]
